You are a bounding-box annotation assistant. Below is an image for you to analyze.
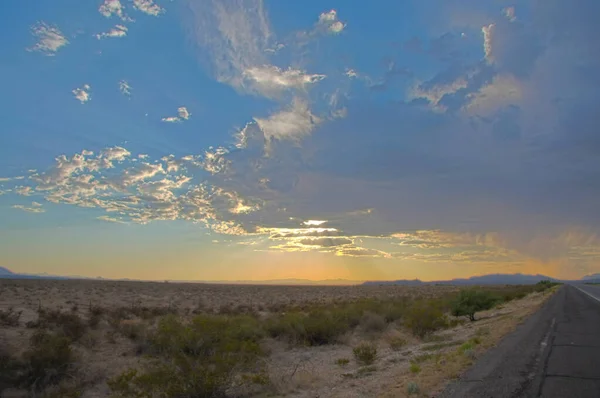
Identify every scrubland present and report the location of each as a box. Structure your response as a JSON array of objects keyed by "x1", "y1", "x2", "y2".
[{"x1": 0, "y1": 279, "x2": 559, "y2": 397}]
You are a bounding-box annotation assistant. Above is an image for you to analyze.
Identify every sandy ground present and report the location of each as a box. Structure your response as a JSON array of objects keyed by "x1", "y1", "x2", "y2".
[{"x1": 0, "y1": 279, "x2": 555, "y2": 398}]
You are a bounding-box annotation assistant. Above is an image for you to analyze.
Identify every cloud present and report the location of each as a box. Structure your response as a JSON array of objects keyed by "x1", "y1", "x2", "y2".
[
  {"x1": 5, "y1": 1, "x2": 600, "y2": 277},
  {"x1": 243, "y1": 65, "x2": 326, "y2": 97},
  {"x1": 185, "y1": 0, "x2": 272, "y2": 91},
  {"x1": 13, "y1": 202, "x2": 45, "y2": 213},
  {"x1": 345, "y1": 69, "x2": 358, "y2": 78},
  {"x1": 15, "y1": 186, "x2": 33, "y2": 196},
  {"x1": 177, "y1": 107, "x2": 191, "y2": 120},
  {"x1": 98, "y1": 215, "x2": 127, "y2": 223},
  {"x1": 27, "y1": 22, "x2": 69, "y2": 56},
  {"x1": 464, "y1": 74, "x2": 522, "y2": 117},
  {"x1": 119, "y1": 80, "x2": 132, "y2": 96},
  {"x1": 317, "y1": 10, "x2": 346, "y2": 34},
  {"x1": 99, "y1": 0, "x2": 128, "y2": 20},
  {"x1": 96, "y1": 25, "x2": 128, "y2": 39},
  {"x1": 503, "y1": 7, "x2": 516, "y2": 22},
  {"x1": 254, "y1": 98, "x2": 320, "y2": 144},
  {"x1": 411, "y1": 76, "x2": 469, "y2": 110},
  {"x1": 133, "y1": 0, "x2": 164, "y2": 16},
  {"x1": 161, "y1": 107, "x2": 191, "y2": 123},
  {"x1": 72, "y1": 85, "x2": 91, "y2": 104},
  {"x1": 482, "y1": 23, "x2": 495, "y2": 64}
]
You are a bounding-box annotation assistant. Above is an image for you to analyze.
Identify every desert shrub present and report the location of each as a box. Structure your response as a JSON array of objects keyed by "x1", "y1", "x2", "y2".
[
  {"x1": 110, "y1": 314, "x2": 265, "y2": 397},
  {"x1": 535, "y1": 280, "x2": 560, "y2": 292},
  {"x1": 380, "y1": 300, "x2": 408, "y2": 323},
  {"x1": 134, "y1": 305, "x2": 178, "y2": 320},
  {"x1": 117, "y1": 321, "x2": 147, "y2": 341},
  {"x1": 404, "y1": 300, "x2": 448, "y2": 338},
  {"x1": 409, "y1": 363, "x2": 421, "y2": 374},
  {"x1": 458, "y1": 337, "x2": 482, "y2": 357},
  {"x1": 30, "y1": 309, "x2": 86, "y2": 341},
  {"x1": 388, "y1": 336, "x2": 408, "y2": 351},
  {"x1": 353, "y1": 342, "x2": 378, "y2": 365},
  {"x1": 451, "y1": 289, "x2": 499, "y2": 321},
  {"x1": 407, "y1": 381, "x2": 420, "y2": 395},
  {"x1": 422, "y1": 341, "x2": 463, "y2": 351},
  {"x1": 88, "y1": 313, "x2": 101, "y2": 329},
  {"x1": 360, "y1": 312, "x2": 387, "y2": 333},
  {"x1": 265, "y1": 310, "x2": 350, "y2": 346},
  {"x1": 0, "y1": 342, "x2": 20, "y2": 391},
  {"x1": 0, "y1": 307, "x2": 22, "y2": 327},
  {"x1": 21, "y1": 330, "x2": 75, "y2": 391},
  {"x1": 335, "y1": 358, "x2": 350, "y2": 366}
]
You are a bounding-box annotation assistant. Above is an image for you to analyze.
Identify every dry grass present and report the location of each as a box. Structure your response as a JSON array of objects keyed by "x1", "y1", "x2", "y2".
[
  {"x1": 382, "y1": 286, "x2": 558, "y2": 398},
  {"x1": 0, "y1": 279, "x2": 557, "y2": 398}
]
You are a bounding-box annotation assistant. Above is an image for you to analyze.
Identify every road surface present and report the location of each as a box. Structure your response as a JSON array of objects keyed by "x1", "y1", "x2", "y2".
[{"x1": 439, "y1": 284, "x2": 600, "y2": 397}]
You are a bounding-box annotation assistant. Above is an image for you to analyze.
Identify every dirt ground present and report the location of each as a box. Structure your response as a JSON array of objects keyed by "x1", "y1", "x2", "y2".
[{"x1": 0, "y1": 279, "x2": 556, "y2": 398}]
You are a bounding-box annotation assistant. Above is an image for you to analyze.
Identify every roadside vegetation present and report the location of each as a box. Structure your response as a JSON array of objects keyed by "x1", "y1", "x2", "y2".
[{"x1": 0, "y1": 280, "x2": 559, "y2": 397}]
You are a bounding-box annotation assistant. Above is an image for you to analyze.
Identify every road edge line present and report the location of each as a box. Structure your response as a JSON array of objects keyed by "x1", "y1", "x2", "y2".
[{"x1": 572, "y1": 284, "x2": 600, "y2": 303}]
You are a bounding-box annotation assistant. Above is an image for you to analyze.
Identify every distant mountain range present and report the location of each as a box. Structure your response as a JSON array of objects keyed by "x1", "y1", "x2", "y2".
[
  {"x1": 0, "y1": 267, "x2": 586, "y2": 285},
  {"x1": 0, "y1": 266, "x2": 70, "y2": 280},
  {"x1": 362, "y1": 273, "x2": 559, "y2": 286}
]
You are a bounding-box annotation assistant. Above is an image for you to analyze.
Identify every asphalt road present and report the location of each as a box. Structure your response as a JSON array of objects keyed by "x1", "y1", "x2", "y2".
[{"x1": 439, "y1": 285, "x2": 600, "y2": 398}]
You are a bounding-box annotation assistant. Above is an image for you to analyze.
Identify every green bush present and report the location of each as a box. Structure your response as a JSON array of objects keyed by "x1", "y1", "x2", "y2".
[
  {"x1": 388, "y1": 336, "x2": 408, "y2": 351},
  {"x1": 360, "y1": 312, "x2": 387, "y2": 333},
  {"x1": 407, "y1": 381, "x2": 420, "y2": 395},
  {"x1": 535, "y1": 280, "x2": 560, "y2": 292},
  {"x1": 353, "y1": 342, "x2": 378, "y2": 365},
  {"x1": 110, "y1": 314, "x2": 265, "y2": 398},
  {"x1": 265, "y1": 310, "x2": 351, "y2": 346},
  {"x1": 21, "y1": 330, "x2": 75, "y2": 391},
  {"x1": 451, "y1": 289, "x2": 499, "y2": 322},
  {"x1": 409, "y1": 363, "x2": 421, "y2": 374},
  {"x1": 30, "y1": 309, "x2": 86, "y2": 341},
  {"x1": 0, "y1": 307, "x2": 22, "y2": 327},
  {"x1": 0, "y1": 342, "x2": 20, "y2": 391},
  {"x1": 404, "y1": 301, "x2": 447, "y2": 338}
]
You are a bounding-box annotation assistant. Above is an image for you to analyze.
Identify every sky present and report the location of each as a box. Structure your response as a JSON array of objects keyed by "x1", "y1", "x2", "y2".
[{"x1": 1, "y1": 0, "x2": 599, "y2": 282}]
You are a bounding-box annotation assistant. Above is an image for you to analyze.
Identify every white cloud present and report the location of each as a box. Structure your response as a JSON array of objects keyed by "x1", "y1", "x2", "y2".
[
  {"x1": 243, "y1": 65, "x2": 326, "y2": 97},
  {"x1": 482, "y1": 23, "x2": 496, "y2": 64},
  {"x1": 161, "y1": 107, "x2": 191, "y2": 123},
  {"x1": 254, "y1": 98, "x2": 321, "y2": 144},
  {"x1": 98, "y1": 215, "x2": 127, "y2": 223},
  {"x1": 303, "y1": 220, "x2": 327, "y2": 226},
  {"x1": 13, "y1": 203, "x2": 45, "y2": 213},
  {"x1": 102, "y1": 146, "x2": 131, "y2": 162},
  {"x1": 72, "y1": 85, "x2": 91, "y2": 104},
  {"x1": 317, "y1": 10, "x2": 346, "y2": 34},
  {"x1": 119, "y1": 80, "x2": 132, "y2": 96},
  {"x1": 465, "y1": 74, "x2": 522, "y2": 117},
  {"x1": 345, "y1": 69, "x2": 358, "y2": 78},
  {"x1": 99, "y1": 0, "x2": 129, "y2": 20},
  {"x1": 115, "y1": 162, "x2": 164, "y2": 187},
  {"x1": 177, "y1": 107, "x2": 191, "y2": 120},
  {"x1": 96, "y1": 25, "x2": 128, "y2": 39},
  {"x1": 133, "y1": 0, "x2": 164, "y2": 16},
  {"x1": 503, "y1": 6, "x2": 516, "y2": 22},
  {"x1": 99, "y1": 0, "x2": 128, "y2": 20},
  {"x1": 27, "y1": 22, "x2": 69, "y2": 56},
  {"x1": 15, "y1": 186, "x2": 33, "y2": 196},
  {"x1": 411, "y1": 77, "x2": 469, "y2": 110},
  {"x1": 186, "y1": 0, "x2": 272, "y2": 91}
]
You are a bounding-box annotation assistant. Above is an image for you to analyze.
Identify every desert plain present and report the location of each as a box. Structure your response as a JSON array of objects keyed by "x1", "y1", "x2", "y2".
[{"x1": 0, "y1": 279, "x2": 557, "y2": 398}]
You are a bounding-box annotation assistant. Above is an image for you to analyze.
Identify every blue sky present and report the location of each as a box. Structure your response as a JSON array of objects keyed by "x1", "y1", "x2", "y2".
[{"x1": 1, "y1": 0, "x2": 599, "y2": 281}]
